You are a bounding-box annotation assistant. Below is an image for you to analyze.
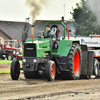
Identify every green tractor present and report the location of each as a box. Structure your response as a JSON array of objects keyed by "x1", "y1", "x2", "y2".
[{"x1": 10, "y1": 21, "x2": 86, "y2": 81}]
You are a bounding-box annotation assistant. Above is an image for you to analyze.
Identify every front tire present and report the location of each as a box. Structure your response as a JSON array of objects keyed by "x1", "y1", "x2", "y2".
[
  {"x1": 46, "y1": 60, "x2": 56, "y2": 81},
  {"x1": 10, "y1": 59, "x2": 20, "y2": 80},
  {"x1": 61, "y1": 43, "x2": 82, "y2": 80}
]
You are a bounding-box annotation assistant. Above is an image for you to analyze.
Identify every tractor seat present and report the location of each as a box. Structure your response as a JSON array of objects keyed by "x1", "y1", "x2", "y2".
[
  {"x1": 51, "y1": 25, "x2": 60, "y2": 39},
  {"x1": 51, "y1": 25, "x2": 60, "y2": 49}
]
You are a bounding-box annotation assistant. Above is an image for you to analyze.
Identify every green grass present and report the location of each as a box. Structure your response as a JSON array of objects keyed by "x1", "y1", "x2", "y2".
[
  {"x1": 0, "y1": 70, "x2": 23, "y2": 74},
  {"x1": 0, "y1": 70, "x2": 10, "y2": 74},
  {"x1": 0, "y1": 59, "x2": 22, "y2": 64}
]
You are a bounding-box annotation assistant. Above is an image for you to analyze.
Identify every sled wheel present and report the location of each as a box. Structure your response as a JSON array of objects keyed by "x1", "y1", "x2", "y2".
[{"x1": 93, "y1": 59, "x2": 99, "y2": 77}]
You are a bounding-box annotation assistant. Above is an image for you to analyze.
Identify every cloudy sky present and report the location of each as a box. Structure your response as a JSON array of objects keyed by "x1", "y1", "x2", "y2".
[{"x1": 0, "y1": 0, "x2": 80, "y2": 23}]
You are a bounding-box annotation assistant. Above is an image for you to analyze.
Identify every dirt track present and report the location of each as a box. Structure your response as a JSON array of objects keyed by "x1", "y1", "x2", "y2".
[
  {"x1": 0, "y1": 73, "x2": 100, "y2": 100},
  {"x1": 0, "y1": 64, "x2": 22, "y2": 71},
  {"x1": 0, "y1": 64, "x2": 11, "y2": 71}
]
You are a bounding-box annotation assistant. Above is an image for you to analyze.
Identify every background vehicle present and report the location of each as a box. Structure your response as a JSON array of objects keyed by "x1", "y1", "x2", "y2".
[
  {"x1": 0, "y1": 37, "x2": 22, "y2": 60},
  {"x1": 0, "y1": 37, "x2": 4, "y2": 58},
  {"x1": 10, "y1": 21, "x2": 100, "y2": 81}
]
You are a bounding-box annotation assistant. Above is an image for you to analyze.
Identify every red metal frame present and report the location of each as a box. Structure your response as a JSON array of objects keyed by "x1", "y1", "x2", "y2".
[{"x1": 66, "y1": 27, "x2": 70, "y2": 40}]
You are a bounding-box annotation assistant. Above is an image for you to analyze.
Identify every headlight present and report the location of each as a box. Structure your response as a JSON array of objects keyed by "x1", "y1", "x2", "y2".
[
  {"x1": 23, "y1": 59, "x2": 26, "y2": 62},
  {"x1": 33, "y1": 59, "x2": 37, "y2": 62}
]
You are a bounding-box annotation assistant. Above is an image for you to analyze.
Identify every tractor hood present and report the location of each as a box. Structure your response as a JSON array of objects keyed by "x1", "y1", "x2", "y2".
[{"x1": 23, "y1": 38, "x2": 51, "y2": 58}]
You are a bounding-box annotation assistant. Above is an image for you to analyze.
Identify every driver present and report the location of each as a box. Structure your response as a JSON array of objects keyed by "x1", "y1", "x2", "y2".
[
  {"x1": 44, "y1": 25, "x2": 57, "y2": 48},
  {"x1": 44, "y1": 25, "x2": 56, "y2": 38}
]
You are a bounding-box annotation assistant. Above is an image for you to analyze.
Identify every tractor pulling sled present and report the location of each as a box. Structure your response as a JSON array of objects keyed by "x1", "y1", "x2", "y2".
[{"x1": 10, "y1": 21, "x2": 100, "y2": 81}]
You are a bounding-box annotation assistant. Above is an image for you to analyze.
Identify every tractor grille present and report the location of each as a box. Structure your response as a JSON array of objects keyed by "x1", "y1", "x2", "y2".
[{"x1": 24, "y1": 44, "x2": 36, "y2": 57}]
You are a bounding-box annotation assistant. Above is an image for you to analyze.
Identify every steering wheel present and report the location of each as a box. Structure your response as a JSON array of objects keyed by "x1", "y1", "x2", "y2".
[{"x1": 51, "y1": 25, "x2": 58, "y2": 33}]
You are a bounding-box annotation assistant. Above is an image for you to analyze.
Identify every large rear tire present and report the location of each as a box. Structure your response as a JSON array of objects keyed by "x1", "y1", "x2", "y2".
[
  {"x1": 24, "y1": 71, "x2": 40, "y2": 79},
  {"x1": 46, "y1": 60, "x2": 56, "y2": 81},
  {"x1": 10, "y1": 59, "x2": 20, "y2": 80},
  {"x1": 61, "y1": 43, "x2": 82, "y2": 80}
]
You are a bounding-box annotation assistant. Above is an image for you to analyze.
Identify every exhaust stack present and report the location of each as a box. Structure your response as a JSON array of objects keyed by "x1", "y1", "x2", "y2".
[{"x1": 32, "y1": 25, "x2": 34, "y2": 42}]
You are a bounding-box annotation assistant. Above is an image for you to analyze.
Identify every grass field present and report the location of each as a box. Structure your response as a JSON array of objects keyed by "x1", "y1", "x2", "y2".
[
  {"x1": 0, "y1": 70, "x2": 23, "y2": 74},
  {"x1": 0, "y1": 70, "x2": 10, "y2": 74},
  {"x1": 0, "y1": 59, "x2": 22, "y2": 64}
]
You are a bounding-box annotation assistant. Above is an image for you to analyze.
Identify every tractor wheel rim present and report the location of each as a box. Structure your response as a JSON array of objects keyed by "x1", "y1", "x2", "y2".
[
  {"x1": 51, "y1": 64, "x2": 55, "y2": 78},
  {"x1": 15, "y1": 63, "x2": 18, "y2": 76},
  {"x1": 8, "y1": 56, "x2": 12, "y2": 60},
  {"x1": 73, "y1": 51, "x2": 80, "y2": 74}
]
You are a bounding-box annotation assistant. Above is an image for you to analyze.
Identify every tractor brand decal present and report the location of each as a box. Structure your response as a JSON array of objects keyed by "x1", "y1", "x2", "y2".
[
  {"x1": 26, "y1": 48, "x2": 34, "y2": 50},
  {"x1": 81, "y1": 39, "x2": 85, "y2": 43},
  {"x1": 84, "y1": 41, "x2": 98, "y2": 44}
]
